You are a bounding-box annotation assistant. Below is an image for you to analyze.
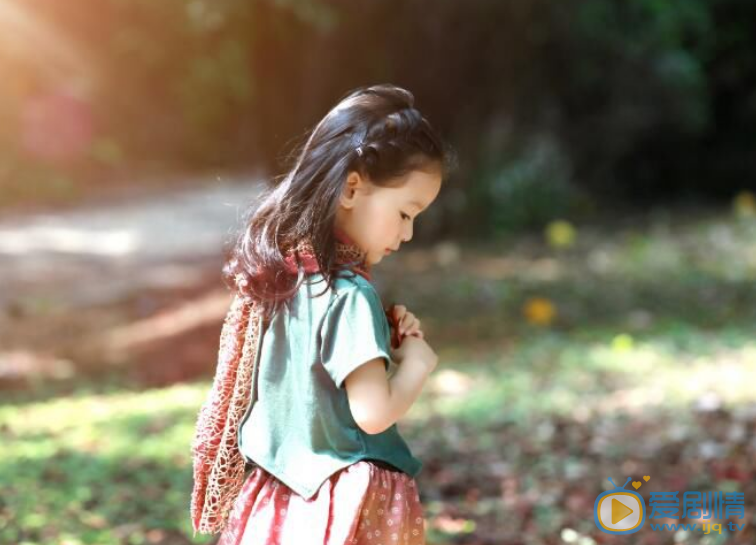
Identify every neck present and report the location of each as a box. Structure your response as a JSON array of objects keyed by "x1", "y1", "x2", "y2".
[
  {"x1": 281, "y1": 228, "x2": 372, "y2": 282},
  {"x1": 334, "y1": 228, "x2": 372, "y2": 281},
  {"x1": 333, "y1": 226, "x2": 357, "y2": 247}
]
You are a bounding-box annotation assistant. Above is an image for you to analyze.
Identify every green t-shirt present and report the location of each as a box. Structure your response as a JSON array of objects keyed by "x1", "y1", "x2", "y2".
[{"x1": 237, "y1": 271, "x2": 423, "y2": 500}]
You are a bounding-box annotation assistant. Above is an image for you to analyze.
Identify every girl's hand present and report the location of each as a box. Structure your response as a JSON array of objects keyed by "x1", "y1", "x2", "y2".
[
  {"x1": 393, "y1": 305, "x2": 423, "y2": 338},
  {"x1": 389, "y1": 333, "x2": 438, "y2": 373},
  {"x1": 385, "y1": 304, "x2": 424, "y2": 349}
]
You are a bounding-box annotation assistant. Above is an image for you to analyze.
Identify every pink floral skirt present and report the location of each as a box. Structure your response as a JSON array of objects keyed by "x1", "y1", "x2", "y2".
[{"x1": 217, "y1": 460, "x2": 426, "y2": 545}]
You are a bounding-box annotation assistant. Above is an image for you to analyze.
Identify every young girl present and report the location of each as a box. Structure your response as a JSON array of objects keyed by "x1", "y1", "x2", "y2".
[{"x1": 190, "y1": 83, "x2": 455, "y2": 545}]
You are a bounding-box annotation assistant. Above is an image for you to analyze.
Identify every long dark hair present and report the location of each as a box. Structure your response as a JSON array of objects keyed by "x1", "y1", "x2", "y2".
[{"x1": 222, "y1": 83, "x2": 456, "y2": 318}]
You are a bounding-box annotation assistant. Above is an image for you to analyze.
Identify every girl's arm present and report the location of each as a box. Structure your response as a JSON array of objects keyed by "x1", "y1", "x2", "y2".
[{"x1": 344, "y1": 342, "x2": 436, "y2": 435}]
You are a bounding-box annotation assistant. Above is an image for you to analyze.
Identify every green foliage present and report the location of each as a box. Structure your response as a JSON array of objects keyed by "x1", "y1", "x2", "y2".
[
  {"x1": 0, "y1": 384, "x2": 214, "y2": 545},
  {"x1": 469, "y1": 135, "x2": 593, "y2": 234},
  {"x1": 560, "y1": 0, "x2": 754, "y2": 198},
  {"x1": 573, "y1": 0, "x2": 713, "y2": 136}
]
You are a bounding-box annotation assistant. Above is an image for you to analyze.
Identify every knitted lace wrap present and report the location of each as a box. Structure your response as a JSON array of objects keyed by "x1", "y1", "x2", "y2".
[{"x1": 190, "y1": 237, "x2": 371, "y2": 536}]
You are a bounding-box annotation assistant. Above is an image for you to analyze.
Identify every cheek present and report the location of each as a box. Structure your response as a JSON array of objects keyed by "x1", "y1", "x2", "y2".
[
  {"x1": 366, "y1": 203, "x2": 394, "y2": 233},
  {"x1": 379, "y1": 212, "x2": 401, "y2": 238}
]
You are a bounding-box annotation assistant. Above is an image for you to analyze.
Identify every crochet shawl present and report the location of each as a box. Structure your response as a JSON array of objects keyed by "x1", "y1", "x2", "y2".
[{"x1": 190, "y1": 231, "x2": 402, "y2": 536}]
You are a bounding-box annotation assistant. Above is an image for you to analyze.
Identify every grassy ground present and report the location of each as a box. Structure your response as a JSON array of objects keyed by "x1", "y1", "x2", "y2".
[{"x1": 2, "y1": 205, "x2": 755, "y2": 544}]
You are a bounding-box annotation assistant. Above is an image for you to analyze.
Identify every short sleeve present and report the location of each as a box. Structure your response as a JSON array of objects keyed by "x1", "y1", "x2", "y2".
[{"x1": 319, "y1": 285, "x2": 392, "y2": 389}]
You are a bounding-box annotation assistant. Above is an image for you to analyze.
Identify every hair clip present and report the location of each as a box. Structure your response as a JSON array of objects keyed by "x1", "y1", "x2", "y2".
[{"x1": 355, "y1": 146, "x2": 364, "y2": 157}]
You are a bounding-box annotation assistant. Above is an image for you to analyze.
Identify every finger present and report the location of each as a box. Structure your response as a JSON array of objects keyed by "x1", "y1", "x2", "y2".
[
  {"x1": 399, "y1": 314, "x2": 415, "y2": 333},
  {"x1": 401, "y1": 315, "x2": 417, "y2": 332},
  {"x1": 409, "y1": 321, "x2": 422, "y2": 335},
  {"x1": 393, "y1": 305, "x2": 406, "y2": 321}
]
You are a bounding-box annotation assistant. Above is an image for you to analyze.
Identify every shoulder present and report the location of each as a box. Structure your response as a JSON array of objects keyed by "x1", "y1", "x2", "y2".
[
  {"x1": 329, "y1": 273, "x2": 383, "y2": 310},
  {"x1": 316, "y1": 273, "x2": 389, "y2": 333},
  {"x1": 331, "y1": 271, "x2": 377, "y2": 293}
]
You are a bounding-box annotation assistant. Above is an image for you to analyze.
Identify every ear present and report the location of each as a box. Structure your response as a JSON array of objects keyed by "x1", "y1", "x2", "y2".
[{"x1": 339, "y1": 171, "x2": 364, "y2": 210}]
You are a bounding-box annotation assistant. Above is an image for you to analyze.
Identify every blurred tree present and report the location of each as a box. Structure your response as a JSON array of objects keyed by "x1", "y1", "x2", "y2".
[
  {"x1": 1, "y1": 0, "x2": 755, "y2": 233},
  {"x1": 546, "y1": 0, "x2": 755, "y2": 202}
]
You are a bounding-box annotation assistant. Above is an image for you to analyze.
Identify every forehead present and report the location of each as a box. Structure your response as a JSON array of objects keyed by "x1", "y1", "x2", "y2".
[{"x1": 389, "y1": 168, "x2": 442, "y2": 206}]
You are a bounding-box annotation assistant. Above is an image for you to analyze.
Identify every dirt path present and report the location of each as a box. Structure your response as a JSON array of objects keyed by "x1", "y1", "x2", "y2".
[
  {"x1": 0, "y1": 179, "x2": 264, "y2": 310},
  {"x1": 0, "y1": 178, "x2": 265, "y2": 389}
]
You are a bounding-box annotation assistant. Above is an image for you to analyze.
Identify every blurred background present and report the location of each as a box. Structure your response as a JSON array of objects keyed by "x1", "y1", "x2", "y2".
[{"x1": 1, "y1": 0, "x2": 755, "y2": 544}]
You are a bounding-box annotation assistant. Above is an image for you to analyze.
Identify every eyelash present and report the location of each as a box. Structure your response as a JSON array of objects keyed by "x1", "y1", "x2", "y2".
[{"x1": 400, "y1": 212, "x2": 411, "y2": 221}]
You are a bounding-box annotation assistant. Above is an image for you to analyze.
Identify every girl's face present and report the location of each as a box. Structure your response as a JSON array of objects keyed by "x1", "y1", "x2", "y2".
[{"x1": 335, "y1": 166, "x2": 442, "y2": 266}]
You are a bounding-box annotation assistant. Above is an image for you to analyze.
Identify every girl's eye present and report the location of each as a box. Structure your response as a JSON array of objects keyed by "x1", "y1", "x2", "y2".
[{"x1": 400, "y1": 212, "x2": 411, "y2": 221}]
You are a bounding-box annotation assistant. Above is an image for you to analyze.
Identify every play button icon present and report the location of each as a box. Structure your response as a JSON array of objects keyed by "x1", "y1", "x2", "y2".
[
  {"x1": 612, "y1": 498, "x2": 633, "y2": 524},
  {"x1": 595, "y1": 491, "x2": 645, "y2": 534}
]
